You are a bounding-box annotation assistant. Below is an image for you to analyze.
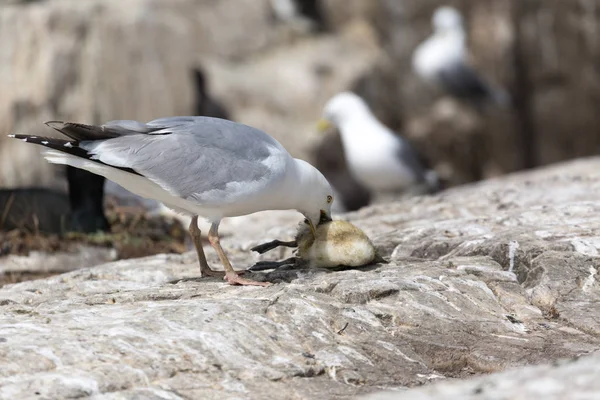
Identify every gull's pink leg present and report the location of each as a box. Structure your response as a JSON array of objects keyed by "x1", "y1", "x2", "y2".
[
  {"x1": 208, "y1": 222, "x2": 271, "y2": 287},
  {"x1": 188, "y1": 216, "x2": 223, "y2": 278}
]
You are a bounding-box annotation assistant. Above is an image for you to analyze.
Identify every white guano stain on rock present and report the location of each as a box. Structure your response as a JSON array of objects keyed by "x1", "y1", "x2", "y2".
[
  {"x1": 508, "y1": 240, "x2": 520, "y2": 272},
  {"x1": 570, "y1": 238, "x2": 599, "y2": 256},
  {"x1": 582, "y1": 266, "x2": 597, "y2": 292}
]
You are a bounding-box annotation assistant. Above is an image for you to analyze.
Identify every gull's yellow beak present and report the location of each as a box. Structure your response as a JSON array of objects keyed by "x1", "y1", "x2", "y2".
[
  {"x1": 319, "y1": 210, "x2": 332, "y2": 225},
  {"x1": 307, "y1": 218, "x2": 317, "y2": 238},
  {"x1": 316, "y1": 119, "x2": 332, "y2": 133}
]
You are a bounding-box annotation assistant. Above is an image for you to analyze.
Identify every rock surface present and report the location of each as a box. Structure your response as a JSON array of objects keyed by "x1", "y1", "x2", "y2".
[
  {"x1": 360, "y1": 353, "x2": 600, "y2": 400},
  {"x1": 1, "y1": 158, "x2": 600, "y2": 399}
]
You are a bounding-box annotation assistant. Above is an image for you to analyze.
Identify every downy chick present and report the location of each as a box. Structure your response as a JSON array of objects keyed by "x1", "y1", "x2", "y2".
[{"x1": 250, "y1": 219, "x2": 386, "y2": 270}]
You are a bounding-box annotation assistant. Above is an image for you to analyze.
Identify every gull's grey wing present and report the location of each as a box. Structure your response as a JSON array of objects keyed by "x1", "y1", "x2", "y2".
[{"x1": 80, "y1": 117, "x2": 289, "y2": 204}]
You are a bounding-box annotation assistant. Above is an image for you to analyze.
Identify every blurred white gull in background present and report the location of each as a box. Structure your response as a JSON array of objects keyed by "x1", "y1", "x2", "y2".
[
  {"x1": 319, "y1": 92, "x2": 440, "y2": 196},
  {"x1": 412, "y1": 6, "x2": 509, "y2": 108}
]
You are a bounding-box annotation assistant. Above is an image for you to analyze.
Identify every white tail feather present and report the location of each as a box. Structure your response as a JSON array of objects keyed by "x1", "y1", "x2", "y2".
[{"x1": 42, "y1": 149, "x2": 193, "y2": 214}]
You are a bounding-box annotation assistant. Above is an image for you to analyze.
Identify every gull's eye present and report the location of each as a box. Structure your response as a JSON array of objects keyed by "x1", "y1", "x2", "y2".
[{"x1": 326, "y1": 195, "x2": 333, "y2": 204}]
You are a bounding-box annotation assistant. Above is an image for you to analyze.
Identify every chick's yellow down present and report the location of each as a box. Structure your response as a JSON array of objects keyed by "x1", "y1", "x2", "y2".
[
  {"x1": 296, "y1": 220, "x2": 381, "y2": 268},
  {"x1": 250, "y1": 219, "x2": 385, "y2": 270}
]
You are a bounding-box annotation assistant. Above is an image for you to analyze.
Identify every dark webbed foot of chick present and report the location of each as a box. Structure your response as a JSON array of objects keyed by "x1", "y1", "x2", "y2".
[
  {"x1": 248, "y1": 257, "x2": 301, "y2": 271},
  {"x1": 251, "y1": 240, "x2": 298, "y2": 254}
]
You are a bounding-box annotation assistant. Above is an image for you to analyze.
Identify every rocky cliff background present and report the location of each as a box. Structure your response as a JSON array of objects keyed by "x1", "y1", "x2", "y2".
[{"x1": 2, "y1": 0, "x2": 599, "y2": 191}]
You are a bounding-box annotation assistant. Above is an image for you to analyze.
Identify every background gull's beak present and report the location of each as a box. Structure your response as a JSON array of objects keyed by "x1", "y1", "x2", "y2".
[{"x1": 316, "y1": 119, "x2": 331, "y2": 133}]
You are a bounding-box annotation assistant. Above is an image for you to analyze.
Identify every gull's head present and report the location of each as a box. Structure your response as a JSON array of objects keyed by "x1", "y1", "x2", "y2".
[
  {"x1": 432, "y1": 6, "x2": 463, "y2": 33},
  {"x1": 294, "y1": 160, "x2": 334, "y2": 237},
  {"x1": 318, "y1": 92, "x2": 370, "y2": 131}
]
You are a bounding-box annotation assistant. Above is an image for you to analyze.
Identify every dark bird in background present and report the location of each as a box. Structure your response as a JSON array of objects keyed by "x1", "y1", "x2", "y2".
[
  {"x1": 412, "y1": 6, "x2": 509, "y2": 108},
  {"x1": 66, "y1": 166, "x2": 109, "y2": 233},
  {"x1": 192, "y1": 67, "x2": 230, "y2": 121}
]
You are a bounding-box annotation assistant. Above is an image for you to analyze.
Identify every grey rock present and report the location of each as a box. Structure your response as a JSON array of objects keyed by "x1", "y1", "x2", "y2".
[
  {"x1": 1, "y1": 158, "x2": 600, "y2": 399},
  {"x1": 1, "y1": 246, "x2": 117, "y2": 282},
  {"x1": 360, "y1": 354, "x2": 600, "y2": 400}
]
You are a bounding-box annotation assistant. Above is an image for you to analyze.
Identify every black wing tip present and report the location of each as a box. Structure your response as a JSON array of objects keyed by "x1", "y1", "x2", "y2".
[
  {"x1": 45, "y1": 120, "x2": 95, "y2": 132},
  {"x1": 9, "y1": 134, "x2": 142, "y2": 177},
  {"x1": 8, "y1": 134, "x2": 77, "y2": 147},
  {"x1": 9, "y1": 134, "x2": 40, "y2": 141},
  {"x1": 45, "y1": 121, "x2": 67, "y2": 130}
]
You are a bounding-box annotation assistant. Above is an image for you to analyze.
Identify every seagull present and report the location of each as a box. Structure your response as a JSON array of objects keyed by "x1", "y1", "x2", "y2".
[
  {"x1": 412, "y1": 6, "x2": 509, "y2": 107},
  {"x1": 318, "y1": 92, "x2": 440, "y2": 195},
  {"x1": 10, "y1": 117, "x2": 334, "y2": 287}
]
